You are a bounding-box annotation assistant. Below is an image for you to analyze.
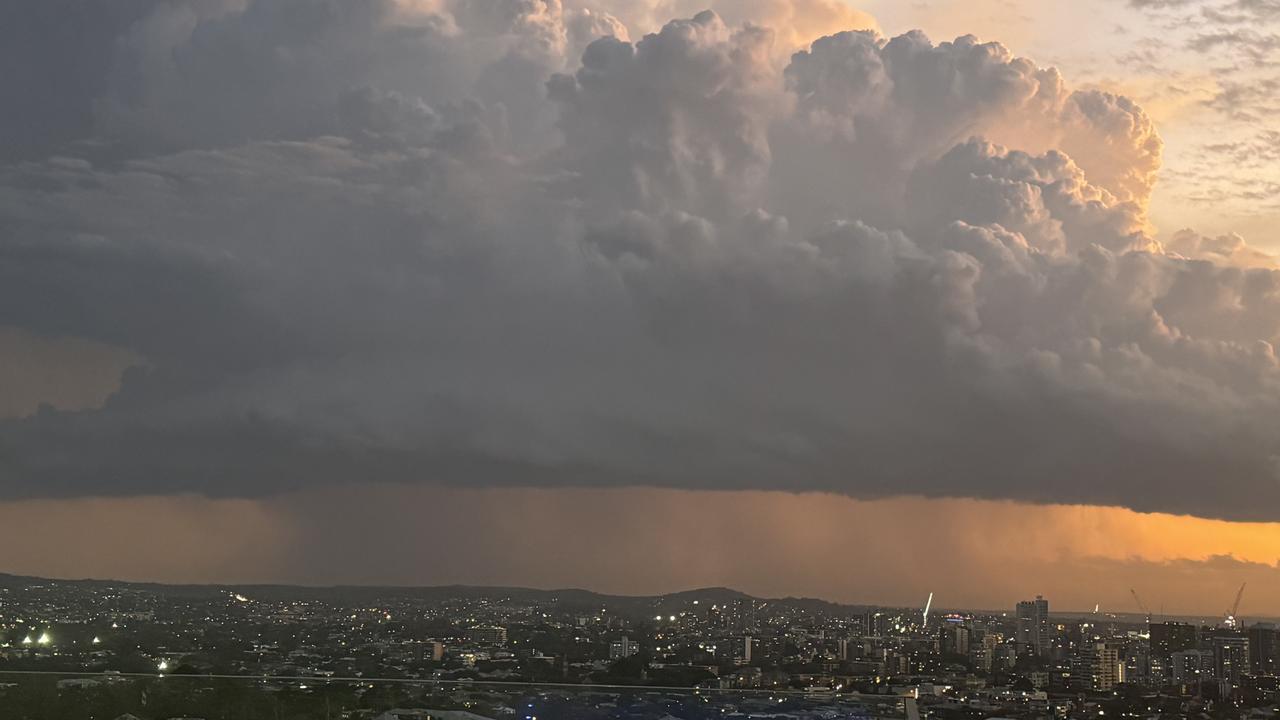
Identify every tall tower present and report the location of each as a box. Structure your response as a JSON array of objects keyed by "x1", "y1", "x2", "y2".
[
  {"x1": 1149, "y1": 621, "x2": 1198, "y2": 684},
  {"x1": 1248, "y1": 623, "x2": 1277, "y2": 675},
  {"x1": 1016, "y1": 596, "x2": 1050, "y2": 656},
  {"x1": 1214, "y1": 635, "x2": 1251, "y2": 693},
  {"x1": 1092, "y1": 642, "x2": 1125, "y2": 691}
]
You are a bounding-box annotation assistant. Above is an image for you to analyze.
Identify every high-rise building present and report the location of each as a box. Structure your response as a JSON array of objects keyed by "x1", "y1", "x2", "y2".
[
  {"x1": 470, "y1": 625, "x2": 508, "y2": 646},
  {"x1": 729, "y1": 599, "x2": 758, "y2": 633},
  {"x1": 940, "y1": 621, "x2": 970, "y2": 656},
  {"x1": 1149, "y1": 621, "x2": 1198, "y2": 684},
  {"x1": 1249, "y1": 623, "x2": 1278, "y2": 676},
  {"x1": 1213, "y1": 635, "x2": 1251, "y2": 691},
  {"x1": 1171, "y1": 649, "x2": 1214, "y2": 686},
  {"x1": 971, "y1": 633, "x2": 999, "y2": 672},
  {"x1": 1092, "y1": 642, "x2": 1126, "y2": 691},
  {"x1": 1123, "y1": 636, "x2": 1150, "y2": 686},
  {"x1": 733, "y1": 636, "x2": 754, "y2": 665},
  {"x1": 865, "y1": 611, "x2": 890, "y2": 637},
  {"x1": 1069, "y1": 649, "x2": 1095, "y2": 690},
  {"x1": 609, "y1": 636, "x2": 640, "y2": 660},
  {"x1": 1150, "y1": 622, "x2": 1198, "y2": 656},
  {"x1": 1016, "y1": 596, "x2": 1050, "y2": 656}
]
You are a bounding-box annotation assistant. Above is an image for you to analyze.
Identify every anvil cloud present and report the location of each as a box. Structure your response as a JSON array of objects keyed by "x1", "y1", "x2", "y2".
[{"x1": 2, "y1": 0, "x2": 1279, "y2": 521}]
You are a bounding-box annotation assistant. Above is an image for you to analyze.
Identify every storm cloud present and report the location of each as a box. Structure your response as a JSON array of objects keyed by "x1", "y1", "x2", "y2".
[{"x1": 3, "y1": 0, "x2": 1280, "y2": 520}]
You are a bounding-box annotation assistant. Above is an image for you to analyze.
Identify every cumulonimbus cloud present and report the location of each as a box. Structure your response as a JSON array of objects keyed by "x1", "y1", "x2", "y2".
[{"x1": 1, "y1": 0, "x2": 1279, "y2": 520}]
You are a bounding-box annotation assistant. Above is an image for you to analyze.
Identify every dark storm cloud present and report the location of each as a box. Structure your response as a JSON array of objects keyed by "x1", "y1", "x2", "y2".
[
  {"x1": 0, "y1": 0, "x2": 159, "y2": 163},
  {"x1": 4, "y1": 1, "x2": 1280, "y2": 520}
]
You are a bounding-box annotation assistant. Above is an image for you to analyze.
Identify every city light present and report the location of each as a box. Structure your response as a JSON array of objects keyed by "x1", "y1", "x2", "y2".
[
  {"x1": 2, "y1": 1, "x2": 1278, "y2": 718},
  {"x1": 0, "y1": 575, "x2": 1267, "y2": 715}
]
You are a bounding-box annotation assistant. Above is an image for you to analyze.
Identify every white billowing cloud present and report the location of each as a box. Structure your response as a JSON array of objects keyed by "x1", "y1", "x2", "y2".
[
  {"x1": 561, "y1": 0, "x2": 877, "y2": 51},
  {"x1": 1053, "y1": 91, "x2": 1163, "y2": 207},
  {"x1": 906, "y1": 140, "x2": 1154, "y2": 255},
  {"x1": 1166, "y1": 227, "x2": 1278, "y2": 268},
  {"x1": 772, "y1": 30, "x2": 1163, "y2": 236},
  {"x1": 2, "y1": 0, "x2": 1280, "y2": 520}
]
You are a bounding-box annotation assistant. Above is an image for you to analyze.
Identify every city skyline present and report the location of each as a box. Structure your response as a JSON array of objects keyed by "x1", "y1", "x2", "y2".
[{"x1": 4, "y1": 573, "x2": 1280, "y2": 712}]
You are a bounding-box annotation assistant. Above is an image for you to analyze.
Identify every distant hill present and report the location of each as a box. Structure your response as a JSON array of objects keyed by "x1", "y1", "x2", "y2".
[
  {"x1": 0, "y1": 572, "x2": 1244, "y2": 624},
  {"x1": 0, "y1": 572, "x2": 870, "y2": 617}
]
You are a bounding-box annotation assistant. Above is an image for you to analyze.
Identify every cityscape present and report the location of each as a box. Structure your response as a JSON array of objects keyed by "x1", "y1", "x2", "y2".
[
  {"x1": 6, "y1": 0, "x2": 1280, "y2": 717},
  {"x1": 1, "y1": 575, "x2": 1278, "y2": 719}
]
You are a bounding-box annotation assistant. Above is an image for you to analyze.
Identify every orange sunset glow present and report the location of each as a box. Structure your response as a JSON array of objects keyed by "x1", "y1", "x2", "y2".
[{"x1": 3, "y1": 487, "x2": 1279, "y2": 616}]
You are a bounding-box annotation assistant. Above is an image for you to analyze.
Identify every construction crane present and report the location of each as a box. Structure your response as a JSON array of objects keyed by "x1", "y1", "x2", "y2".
[
  {"x1": 922, "y1": 592, "x2": 933, "y2": 627},
  {"x1": 1224, "y1": 582, "x2": 1246, "y2": 629},
  {"x1": 1130, "y1": 589, "x2": 1151, "y2": 623}
]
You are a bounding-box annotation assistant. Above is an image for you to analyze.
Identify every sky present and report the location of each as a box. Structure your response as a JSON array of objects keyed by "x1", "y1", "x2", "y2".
[
  {"x1": 865, "y1": 0, "x2": 1280, "y2": 244},
  {"x1": 2, "y1": 0, "x2": 1280, "y2": 614}
]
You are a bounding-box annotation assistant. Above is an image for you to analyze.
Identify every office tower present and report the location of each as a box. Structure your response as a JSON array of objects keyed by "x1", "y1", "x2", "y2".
[
  {"x1": 1214, "y1": 635, "x2": 1251, "y2": 691},
  {"x1": 1249, "y1": 623, "x2": 1278, "y2": 675},
  {"x1": 1016, "y1": 596, "x2": 1050, "y2": 656},
  {"x1": 940, "y1": 621, "x2": 970, "y2": 656},
  {"x1": 1149, "y1": 621, "x2": 1198, "y2": 684},
  {"x1": 1123, "y1": 638, "x2": 1150, "y2": 686}
]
